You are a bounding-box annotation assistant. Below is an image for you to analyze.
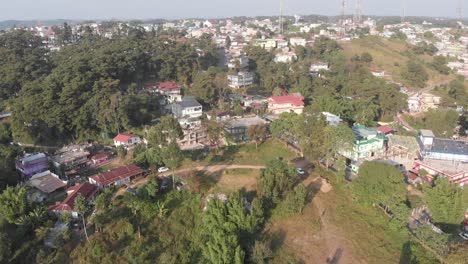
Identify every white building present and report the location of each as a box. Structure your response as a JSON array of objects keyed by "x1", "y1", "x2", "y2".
[
  {"x1": 310, "y1": 62, "x2": 329, "y2": 76},
  {"x1": 228, "y1": 72, "x2": 254, "y2": 88},
  {"x1": 289, "y1": 37, "x2": 307, "y2": 46},
  {"x1": 322, "y1": 112, "x2": 342, "y2": 126},
  {"x1": 274, "y1": 51, "x2": 297, "y2": 63},
  {"x1": 113, "y1": 134, "x2": 141, "y2": 148},
  {"x1": 227, "y1": 55, "x2": 249, "y2": 69}
]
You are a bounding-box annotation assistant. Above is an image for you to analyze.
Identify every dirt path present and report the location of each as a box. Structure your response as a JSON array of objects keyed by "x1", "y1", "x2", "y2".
[
  {"x1": 312, "y1": 189, "x2": 363, "y2": 264},
  {"x1": 114, "y1": 164, "x2": 265, "y2": 197},
  {"x1": 268, "y1": 176, "x2": 363, "y2": 264}
]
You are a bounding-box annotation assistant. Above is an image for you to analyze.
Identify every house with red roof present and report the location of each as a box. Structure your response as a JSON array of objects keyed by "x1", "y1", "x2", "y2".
[
  {"x1": 48, "y1": 183, "x2": 99, "y2": 218},
  {"x1": 267, "y1": 94, "x2": 305, "y2": 115},
  {"x1": 113, "y1": 134, "x2": 141, "y2": 148},
  {"x1": 90, "y1": 153, "x2": 109, "y2": 165},
  {"x1": 89, "y1": 164, "x2": 144, "y2": 189},
  {"x1": 376, "y1": 126, "x2": 395, "y2": 135}
]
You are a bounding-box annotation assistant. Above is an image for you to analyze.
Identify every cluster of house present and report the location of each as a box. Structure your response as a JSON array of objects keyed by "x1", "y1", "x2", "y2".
[
  {"x1": 15, "y1": 146, "x2": 145, "y2": 218},
  {"x1": 383, "y1": 23, "x2": 468, "y2": 77},
  {"x1": 338, "y1": 123, "x2": 468, "y2": 186}
]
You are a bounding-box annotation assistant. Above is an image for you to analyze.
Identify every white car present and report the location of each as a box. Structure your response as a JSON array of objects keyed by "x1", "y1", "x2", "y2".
[
  {"x1": 459, "y1": 232, "x2": 468, "y2": 241},
  {"x1": 158, "y1": 167, "x2": 170, "y2": 173},
  {"x1": 296, "y1": 168, "x2": 305, "y2": 175}
]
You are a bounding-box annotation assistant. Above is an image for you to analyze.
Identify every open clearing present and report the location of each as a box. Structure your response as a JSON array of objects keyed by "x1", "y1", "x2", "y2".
[{"x1": 341, "y1": 37, "x2": 454, "y2": 89}]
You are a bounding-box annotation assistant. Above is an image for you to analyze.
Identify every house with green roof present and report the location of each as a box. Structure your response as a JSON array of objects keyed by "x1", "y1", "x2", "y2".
[{"x1": 339, "y1": 125, "x2": 387, "y2": 173}]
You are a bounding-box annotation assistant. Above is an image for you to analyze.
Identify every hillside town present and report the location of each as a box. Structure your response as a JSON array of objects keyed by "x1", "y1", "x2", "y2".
[{"x1": 0, "y1": 4, "x2": 467, "y2": 264}]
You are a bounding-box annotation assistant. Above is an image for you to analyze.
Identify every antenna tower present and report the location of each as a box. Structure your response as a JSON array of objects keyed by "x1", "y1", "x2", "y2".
[
  {"x1": 354, "y1": 0, "x2": 363, "y2": 24},
  {"x1": 341, "y1": 0, "x2": 347, "y2": 23},
  {"x1": 401, "y1": 0, "x2": 406, "y2": 23},
  {"x1": 457, "y1": 0, "x2": 464, "y2": 21},
  {"x1": 279, "y1": 0, "x2": 284, "y2": 35}
]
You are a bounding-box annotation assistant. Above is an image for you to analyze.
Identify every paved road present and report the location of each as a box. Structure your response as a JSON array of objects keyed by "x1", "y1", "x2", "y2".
[{"x1": 114, "y1": 164, "x2": 265, "y2": 197}]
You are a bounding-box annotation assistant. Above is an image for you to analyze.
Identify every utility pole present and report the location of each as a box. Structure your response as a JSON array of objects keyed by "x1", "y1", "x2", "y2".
[{"x1": 354, "y1": 0, "x2": 363, "y2": 24}]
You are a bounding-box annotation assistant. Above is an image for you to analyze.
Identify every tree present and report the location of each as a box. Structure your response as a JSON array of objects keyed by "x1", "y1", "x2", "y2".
[
  {"x1": 246, "y1": 124, "x2": 268, "y2": 149},
  {"x1": 0, "y1": 185, "x2": 29, "y2": 225},
  {"x1": 401, "y1": 60, "x2": 428, "y2": 88},
  {"x1": 259, "y1": 159, "x2": 296, "y2": 205},
  {"x1": 353, "y1": 161, "x2": 407, "y2": 210},
  {"x1": 225, "y1": 36, "x2": 231, "y2": 49},
  {"x1": 298, "y1": 111, "x2": 329, "y2": 163},
  {"x1": 431, "y1": 56, "x2": 450, "y2": 75},
  {"x1": 202, "y1": 199, "x2": 245, "y2": 264},
  {"x1": 282, "y1": 183, "x2": 308, "y2": 214},
  {"x1": 202, "y1": 113, "x2": 224, "y2": 149},
  {"x1": 323, "y1": 124, "x2": 355, "y2": 167},
  {"x1": 74, "y1": 193, "x2": 89, "y2": 241},
  {"x1": 117, "y1": 146, "x2": 127, "y2": 159},
  {"x1": 360, "y1": 52, "x2": 373, "y2": 63},
  {"x1": 252, "y1": 241, "x2": 273, "y2": 264},
  {"x1": 191, "y1": 71, "x2": 216, "y2": 105},
  {"x1": 423, "y1": 177, "x2": 468, "y2": 232},
  {"x1": 162, "y1": 141, "x2": 183, "y2": 189}
]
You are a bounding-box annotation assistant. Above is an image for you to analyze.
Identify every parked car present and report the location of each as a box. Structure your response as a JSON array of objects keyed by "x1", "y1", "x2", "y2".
[
  {"x1": 175, "y1": 181, "x2": 186, "y2": 191},
  {"x1": 160, "y1": 176, "x2": 172, "y2": 190},
  {"x1": 126, "y1": 187, "x2": 137, "y2": 196},
  {"x1": 296, "y1": 168, "x2": 305, "y2": 175},
  {"x1": 459, "y1": 232, "x2": 468, "y2": 241},
  {"x1": 158, "y1": 167, "x2": 170, "y2": 173}
]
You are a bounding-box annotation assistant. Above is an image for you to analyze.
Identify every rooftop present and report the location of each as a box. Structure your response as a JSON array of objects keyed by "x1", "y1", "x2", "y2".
[
  {"x1": 225, "y1": 116, "x2": 268, "y2": 128},
  {"x1": 430, "y1": 138, "x2": 468, "y2": 154},
  {"x1": 417, "y1": 159, "x2": 468, "y2": 176},
  {"x1": 267, "y1": 95, "x2": 304, "y2": 106},
  {"x1": 26, "y1": 171, "x2": 67, "y2": 194},
  {"x1": 353, "y1": 125, "x2": 378, "y2": 139},
  {"x1": 420, "y1": 129, "x2": 435, "y2": 138},
  {"x1": 176, "y1": 98, "x2": 202, "y2": 108},
  {"x1": 48, "y1": 183, "x2": 99, "y2": 212},
  {"x1": 20, "y1": 153, "x2": 47, "y2": 164},
  {"x1": 90, "y1": 165, "x2": 143, "y2": 187},
  {"x1": 114, "y1": 133, "x2": 139, "y2": 142}
]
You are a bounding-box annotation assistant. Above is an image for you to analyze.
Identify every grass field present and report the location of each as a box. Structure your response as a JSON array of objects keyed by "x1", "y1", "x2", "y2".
[
  {"x1": 341, "y1": 36, "x2": 454, "y2": 89},
  {"x1": 210, "y1": 168, "x2": 260, "y2": 193},
  {"x1": 264, "y1": 169, "x2": 434, "y2": 263},
  {"x1": 229, "y1": 139, "x2": 298, "y2": 165},
  {"x1": 189, "y1": 138, "x2": 298, "y2": 167}
]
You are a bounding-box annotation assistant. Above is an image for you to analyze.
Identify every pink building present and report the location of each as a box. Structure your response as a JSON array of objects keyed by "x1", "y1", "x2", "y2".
[{"x1": 267, "y1": 94, "x2": 304, "y2": 115}]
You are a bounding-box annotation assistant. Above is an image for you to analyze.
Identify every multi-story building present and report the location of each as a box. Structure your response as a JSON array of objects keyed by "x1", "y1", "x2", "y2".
[
  {"x1": 228, "y1": 72, "x2": 255, "y2": 88},
  {"x1": 171, "y1": 97, "x2": 203, "y2": 123},
  {"x1": 16, "y1": 153, "x2": 49, "y2": 179},
  {"x1": 340, "y1": 125, "x2": 387, "y2": 173},
  {"x1": 50, "y1": 145, "x2": 90, "y2": 177}
]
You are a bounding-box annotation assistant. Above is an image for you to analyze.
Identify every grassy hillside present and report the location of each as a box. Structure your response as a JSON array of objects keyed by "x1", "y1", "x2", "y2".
[{"x1": 341, "y1": 36, "x2": 455, "y2": 89}]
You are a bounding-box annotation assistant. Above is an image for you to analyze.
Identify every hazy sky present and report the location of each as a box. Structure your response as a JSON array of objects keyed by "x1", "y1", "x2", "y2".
[{"x1": 1, "y1": 0, "x2": 466, "y2": 20}]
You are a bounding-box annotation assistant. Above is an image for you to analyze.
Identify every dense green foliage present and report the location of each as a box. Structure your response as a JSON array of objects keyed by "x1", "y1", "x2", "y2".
[
  {"x1": 354, "y1": 161, "x2": 407, "y2": 209},
  {"x1": 423, "y1": 177, "x2": 468, "y2": 232},
  {"x1": 0, "y1": 29, "x2": 217, "y2": 144},
  {"x1": 405, "y1": 109, "x2": 460, "y2": 138}
]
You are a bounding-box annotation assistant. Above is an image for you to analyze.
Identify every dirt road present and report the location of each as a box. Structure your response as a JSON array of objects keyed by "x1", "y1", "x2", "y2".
[{"x1": 114, "y1": 164, "x2": 265, "y2": 197}]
